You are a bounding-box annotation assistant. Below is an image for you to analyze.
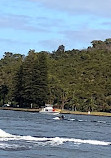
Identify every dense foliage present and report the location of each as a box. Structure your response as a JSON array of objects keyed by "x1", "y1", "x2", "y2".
[{"x1": 0, "y1": 39, "x2": 111, "y2": 112}]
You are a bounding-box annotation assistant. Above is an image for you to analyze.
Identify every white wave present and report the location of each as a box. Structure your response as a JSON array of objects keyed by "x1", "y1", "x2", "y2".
[
  {"x1": 49, "y1": 137, "x2": 111, "y2": 146},
  {"x1": 78, "y1": 119, "x2": 84, "y2": 122},
  {"x1": 0, "y1": 129, "x2": 110, "y2": 146},
  {"x1": 53, "y1": 117, "x2": 60, "y2": 120},
  {"x1": 0, "y1": 142, "x2": 28, "y2": 150},
  {"x1": 68, "y1": 119, "x2": 76, "y2": 121},
  {"x1": 97, "y1": 121, "x2": 106, "y2": 123},
  {"x1": 0, "y1": 129, "x2": 14, "y2": 138}
]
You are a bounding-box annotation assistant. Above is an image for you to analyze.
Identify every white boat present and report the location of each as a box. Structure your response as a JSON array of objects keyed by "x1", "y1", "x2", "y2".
[{"x1": 39, "y1": 104, "x2": 60, "y2": 115}]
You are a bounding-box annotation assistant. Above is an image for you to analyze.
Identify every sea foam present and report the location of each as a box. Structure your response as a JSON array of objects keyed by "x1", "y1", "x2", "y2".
[{"x1": 0, "y1": 129, "x2": 110, "y2": 146}]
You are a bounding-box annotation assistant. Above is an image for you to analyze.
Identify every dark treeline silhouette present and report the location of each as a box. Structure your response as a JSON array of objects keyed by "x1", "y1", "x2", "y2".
[{"x1": 0, "y1": 39, "x2": 111, "y2": 112}]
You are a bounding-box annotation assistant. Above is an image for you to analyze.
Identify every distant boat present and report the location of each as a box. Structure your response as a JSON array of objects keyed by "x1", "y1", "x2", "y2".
[
  {"x1": 39, "y1": 104, "x2": 60, "y2": 115},
  {"x1": 2, "y1": 104, "x2": 10, "y2": 107}
]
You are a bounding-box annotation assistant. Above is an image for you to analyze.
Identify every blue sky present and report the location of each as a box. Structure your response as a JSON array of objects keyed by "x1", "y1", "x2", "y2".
[{"x1": 0, "y1": 0, "x2": 111, "y2": 58}]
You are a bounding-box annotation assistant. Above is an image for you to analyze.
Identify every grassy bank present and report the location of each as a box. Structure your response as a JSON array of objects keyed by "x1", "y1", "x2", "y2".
[
  {"x1": 0, "y1": 107, "x2": 40, "y2": 112},
  {"x1": 60, "y1": 109, "x2": 111, "y2": 117},
  {"x1": 0, "y1": 107, "x2": 111, "y2": 117}
]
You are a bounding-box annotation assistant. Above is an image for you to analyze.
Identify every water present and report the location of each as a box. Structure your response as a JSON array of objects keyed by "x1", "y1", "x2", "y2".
[{"x1": 0, "y1": 110, "x2": 111, "y2": 158}]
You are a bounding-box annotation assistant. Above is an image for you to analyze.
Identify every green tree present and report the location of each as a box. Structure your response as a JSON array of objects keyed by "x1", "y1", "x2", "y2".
[
  {"x1": 12, "y1": 65, "x2": 24, "y2": 106},
  {"x1": 20, "y1": 51, "x2": 49, "y2": 107},
  {"x1": 35, "y1": 53, "x2": 49, "y2": 107},
  {"x1": 0, "y1": 85, "x2": 8, "y2": 105}
]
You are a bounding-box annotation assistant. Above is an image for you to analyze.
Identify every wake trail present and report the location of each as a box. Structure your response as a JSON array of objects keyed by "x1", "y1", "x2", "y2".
[{"x1": 0, "y1": 129, "x2": 110, "y2": 146}]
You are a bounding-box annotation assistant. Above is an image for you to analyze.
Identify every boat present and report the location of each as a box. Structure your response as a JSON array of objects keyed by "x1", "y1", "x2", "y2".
[{"x1": 39, "y1": 104, "x2": 60, "y2": 115}]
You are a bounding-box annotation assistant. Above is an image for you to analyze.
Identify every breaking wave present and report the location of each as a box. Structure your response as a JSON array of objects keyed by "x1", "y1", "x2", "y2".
[{"x1": 0, "y1": 129, "x2": 110, "y2": 147}]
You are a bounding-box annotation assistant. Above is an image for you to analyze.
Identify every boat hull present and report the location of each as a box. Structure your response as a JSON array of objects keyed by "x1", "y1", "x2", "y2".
[{"x1": 39, "y1": 111, "x2": 60, "y2": 115}]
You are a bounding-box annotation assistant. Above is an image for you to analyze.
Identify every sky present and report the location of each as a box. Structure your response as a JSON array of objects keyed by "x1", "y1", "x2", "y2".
[{"x1": 0, "y1": 0, "x2": 111, "y2": 59}]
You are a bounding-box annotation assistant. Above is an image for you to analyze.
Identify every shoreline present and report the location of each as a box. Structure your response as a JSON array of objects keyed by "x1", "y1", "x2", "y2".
[
  {"x1": 0, "y1": 107, "x2": 111, "y2": 117},
  {"x1": 60, "y1": 109, "x2": 111, "y2": 117},
  {"x1": 0, "y1": 107, "x2": 40, "y2": 112}
]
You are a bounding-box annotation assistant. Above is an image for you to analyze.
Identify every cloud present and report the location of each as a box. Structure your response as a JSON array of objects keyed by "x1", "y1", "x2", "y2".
[
  {"x1": 38, "y1": 39, "x2": 66, "y2": 51},
  {"x1": 0, "y1": 38, "x2": 31, "y2": 58},
  {"x1": 59, "y1": 29, "x2": 111, "y2": 49},
  {"x1": 0, "y1": 12, "x2": 66, "y2": 35},
  {"x1": 36, "y1": 16, "x2": 67, "y2": 29},
  {"x1": 0, "y1": 38, "x2": 30, "y2": 45},
  {"x1": 29, "y1": 0, "x2": 111, "y2": 17},
  {"x1": 0, "y1": 14, "x2": 48, "y2": 32}
]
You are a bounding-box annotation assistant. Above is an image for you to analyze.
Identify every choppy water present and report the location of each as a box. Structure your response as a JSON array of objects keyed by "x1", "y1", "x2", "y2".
[{"x1": 0, "y1": 110, "x2": 111, "y2": 158}]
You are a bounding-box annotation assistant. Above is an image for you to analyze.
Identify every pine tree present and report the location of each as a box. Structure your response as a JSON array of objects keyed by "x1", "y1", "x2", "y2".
[
  {"x1": 12, "y1": 65, "x2": 24, "y2": 107},
  {"x1": 21, "y1": 51, "x2": 49, "y2": 107},
  {"x1": 35, "y1": 53, "x2": 49, "y2": 107}
]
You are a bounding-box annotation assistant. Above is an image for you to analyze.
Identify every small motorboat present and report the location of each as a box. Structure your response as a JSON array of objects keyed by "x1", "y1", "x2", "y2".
[{"x1": 39, "y1": 104, "x2": 60, "y2": 115}]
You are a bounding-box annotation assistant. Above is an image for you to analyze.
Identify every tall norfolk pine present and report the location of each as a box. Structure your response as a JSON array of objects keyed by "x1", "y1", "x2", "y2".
[
  {"x1": 12, "y1": 65, "x2": 24, "y2": 107},
  {"x1": 12, "y1": 50, "x2": 48, "y2": 107}
]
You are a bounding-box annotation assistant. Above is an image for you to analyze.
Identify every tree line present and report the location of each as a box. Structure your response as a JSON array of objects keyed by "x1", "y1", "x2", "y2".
[{"x1": 0, "y1": 38, "x2": 111, "y2": 112}]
